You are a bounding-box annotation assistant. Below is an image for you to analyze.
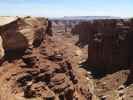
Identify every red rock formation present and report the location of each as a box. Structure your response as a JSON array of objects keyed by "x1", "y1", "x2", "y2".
[
  {"x1": 0, "y1": 16, "x2": 52, "y2": 59},
  {"x1": 0, "y1": 16, "x2": 97, "y2": 100},
  {"x1": 72, "y1": 19, "x2": 133, "y2": 71}
]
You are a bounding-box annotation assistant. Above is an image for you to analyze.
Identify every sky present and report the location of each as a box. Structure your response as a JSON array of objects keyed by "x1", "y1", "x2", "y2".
[{"x1": 0, "y1": 0, "x2": 133, "y2": 18}]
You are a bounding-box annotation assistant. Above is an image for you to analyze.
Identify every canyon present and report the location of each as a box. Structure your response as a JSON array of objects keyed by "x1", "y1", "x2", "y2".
[{"x1": 0, "y1": 16, "x2": 133, "y2": 100}]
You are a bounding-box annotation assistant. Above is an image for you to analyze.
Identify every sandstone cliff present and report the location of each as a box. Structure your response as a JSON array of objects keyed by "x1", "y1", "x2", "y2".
[
  {"x1": 72, "y1": 19, "x2": 133, "y2": 70},
  {"x1": 0, "y1": 16, "x2": 51, "y2": 59}
]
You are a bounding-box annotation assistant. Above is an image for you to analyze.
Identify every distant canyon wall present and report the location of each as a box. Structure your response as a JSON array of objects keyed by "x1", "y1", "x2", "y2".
[{"x1": 72, "y1": 19, "x2": 133, "y2": 70}]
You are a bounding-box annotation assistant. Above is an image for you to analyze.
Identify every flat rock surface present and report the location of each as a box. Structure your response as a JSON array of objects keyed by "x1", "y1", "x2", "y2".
[{"x1": 0, "y1": 16, "x2": 18, "y2": 27}]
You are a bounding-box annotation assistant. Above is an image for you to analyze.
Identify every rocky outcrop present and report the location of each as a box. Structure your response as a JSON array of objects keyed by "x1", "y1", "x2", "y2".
[
  {"x1": 0, "y1": 16, "x2": 97, "y2": 100},
  {"x1": 0, "y1": 16, "x2": 52, "y2": 59},
  {"x1": 72, "y1": 19, "x2": 133, "y2": 71},
  {"x1": 0, "y1": 35, "x2": 97, "y2": 100}
]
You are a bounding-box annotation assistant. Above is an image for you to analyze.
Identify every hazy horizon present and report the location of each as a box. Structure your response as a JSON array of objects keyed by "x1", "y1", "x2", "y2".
[{"x1": 0, "y1": 0, "x2": 133, "y2": 18}]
